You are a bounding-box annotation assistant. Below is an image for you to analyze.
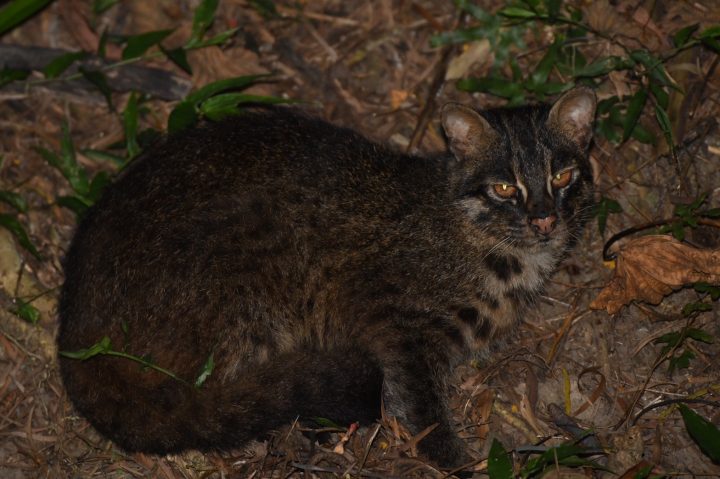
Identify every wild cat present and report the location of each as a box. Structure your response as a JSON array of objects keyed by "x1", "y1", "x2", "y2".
[{"x1": 58, "y1": 87, "x2": 596, "y2": 468}]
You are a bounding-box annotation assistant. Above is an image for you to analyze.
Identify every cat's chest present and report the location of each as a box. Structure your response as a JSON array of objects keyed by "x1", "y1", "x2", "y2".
[{"x1": 454, "y1": 248, "x2": 557, "y2": 348}]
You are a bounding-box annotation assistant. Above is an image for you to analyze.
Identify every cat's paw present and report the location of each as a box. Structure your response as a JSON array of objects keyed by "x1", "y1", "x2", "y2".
[{"x1": 417, "y1": 428, "x2": 474, "y2": 473}]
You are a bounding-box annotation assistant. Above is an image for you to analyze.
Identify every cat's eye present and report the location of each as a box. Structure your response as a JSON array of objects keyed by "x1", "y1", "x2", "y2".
[
  {"x1": 493, "y1": 183, "x2": 517, "y2": 198},
  {"x1": 551, "y1": 170, "x2": 573, "y2": 189}
]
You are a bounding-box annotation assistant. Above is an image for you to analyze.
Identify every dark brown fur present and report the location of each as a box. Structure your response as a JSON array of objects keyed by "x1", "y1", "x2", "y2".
[{"x1": 58, "y1": 88, "x2": 596, "y2": 468}]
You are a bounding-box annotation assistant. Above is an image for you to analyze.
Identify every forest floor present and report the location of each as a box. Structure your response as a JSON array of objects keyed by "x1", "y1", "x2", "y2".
[{"x1": 1, "y1": 0, "x2": 720, "y2": 478}]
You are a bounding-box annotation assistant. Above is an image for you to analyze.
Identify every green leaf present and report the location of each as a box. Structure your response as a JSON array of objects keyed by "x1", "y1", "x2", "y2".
[
  {"x1": 678, "y1": 404, "x2": 720, "y2": 463},
  {"x1": 123, "y1": 92, "x2": 141, "y2": 159},
  {"x1": 0, "y1": 213, "x2": 41, "y2": 259},
  {"x1": 185, "y1": 27, "x2": 238, "y2": 49},
  {"x1": 0, "y1": 67, "x2": 30, "y2": 88},
  {"x1": 248, "y1": 0, "x2": 278, "y2": 18},
  {"x1": 631, "y1": 50, "x2": 676, "y2": 89},
  {"x1": 669, "y1": 349, "x2": 695, "y2": 372},
  {"x1": 594, "y1": 196, "x2": 622, "y2": 235},
  {"x1": 699, "y1": 25, "x2": 720, "y2": 39},
  {"x1": 622, "y1": 89, "x2": 648, "y2": 142},
  {"x1": 97, "y1": 28, "x2": 109, "y2": 58},
  {"x1": 703, "y1": 208, "x2": 720, "y2": 218},
  {"x1": 167, "y1": 101, "x2": 199, "y2": 134},
  {"x1": 671, "y1": 221, "x2": 685, "y2": 241},
  {"x1": 573, "y1": 56, "x2": 632, "y2": 78},
  {"x1": 57, "y1": 195, "x2": 90, "y2": 217},
  {"x1": 488, "y1": 439, "x2": 513, "y2": 479},
  {"x1": 186, "y1": 0, "x2": 219, "y2": 48},
  {"x1": 685, "y1": 328, "x2": 714, "y2": 343},
  {"x1": 310, "y1": 417, "x2": 343, "y2": 428},
  {"x1": 0, "y1": 0, "x2": 54, "y2": 36},
  {"x1": 430, "y1": 26, "x2": 486, "y2": 47},
  {"x1": 42, "y1": 51, "x2": 86, "y2": 79},
  {"x1": 688, "y1": 192, "x2": 708, "y2": 212},
  {"x1": 0, "y1": 190, "x2": 28, "y2": 212},
  {"x1": 88, "y1": 171, "x2": 111, "y2": 203},
  {"x1": 122, "y1": 29, "x2": 174, "y2": 60},
  {"x1": 456, "y1": 77, "x2": 524, "y2": 100},
  {"x1": 545, "y1": 0, "x2": 562, "y2": 18},
  {"x1": 649, "y1": 81, "x2": 669, "y2": 110},
  {"x1": 682, "y1": 302, "x2": 712, "y2": 316},
  {"x1": 673, "y1": 24, "x2": 699, "y2": 47},
  {"x1": 199, "y1": 93, "x2": 291, "y2": 120},
  {"x1": 162, "y1": 46, "x2": 192, "y2": 75},
  {"x1": 531, "y1": 41, "x2": 559, "y2": 85},
  {"x1": 185, "y1": 74, "x2": 272, "y2": 104},
  {"x1": 79, "y1": 67, "x2": 113, "y2": 110},
  {"x1": 694, "y1": 282, "x2": 720, "y2": 301},
  {"x1": 194, "y1": 353, "x2": 214, "y2": 388},
  {"x1": 36, "y1": 129, "x2": 89, "y2": 197},
  {"x1": 631, "y1": 123, "x2": 656, "y2": 145},
  {"x1": 60, "y1": 122, "x2": 89, "y2": 196},
  {"x1": 654, "y1": 105, "x2": 675, "y2": 152},
  {"x1": 521, "y1": 443, "x2": 593, "y2": 478},
  {"x1": 81, "y1": 148, "x2": 125, "y2": 167},
  {"x1": 59, "y1": 335, "x2": 112, "y2": 360},
  {"x1": 13, "y1": 299, "x2": 40, "y2": 324},
  {"x1": 622, "y1": 88, "x2": 647, "y2": 142},
  {"x1": 499, "y1": 7, "x2": 540, "y2": 19},
  {"x1": 93, "y1": 0, "x2": 118, "y2": 14},
  {"x1": 701, "y1": 37, "x2": 720, "y2": 54}
]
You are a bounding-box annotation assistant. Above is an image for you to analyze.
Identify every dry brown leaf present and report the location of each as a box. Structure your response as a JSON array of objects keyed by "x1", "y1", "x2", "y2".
[
  {"x1": 590, "y1": 235, "x2": 720, "y2": 314},
  {"x1": 445, "y1": 40, "x2": 491, "y2": 81}
]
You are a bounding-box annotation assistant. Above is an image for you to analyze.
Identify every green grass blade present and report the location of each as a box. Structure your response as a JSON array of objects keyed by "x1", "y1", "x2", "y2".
[
  {"x1": 167, "y1": 101, "x2": 198, "y2": 134},
  {"x1": 122, "y1": 29, "x2": 174, "y2": 60},
  {"x1": 186, "y1": 0, "x2": 219, "y2": 47},
  {"x1": 0, "y1": 67, "x2": 30, "y2": 88},
  {"x1": 59, "y1": 336, "x2": 112, "y2": 360},
  {"x1": 199, "y1": 93, "x2": 292, "y2": 120},
  {"x1": 79, "y1": 67, "x2": 114, "y2": 110},
  {"x1": 123, "y1": 92, "x2": 141, "y2": 159},
  {"x1": 42, "y1": 51, "x2": 86, "y2": 79},
  {"x1": 0, "y1": 0, "x2": 54, "y2": 36},
  {"x1": 162, "y1": 46, "x2": 192, "y2": 74},
  {"x1": 185, "y1": 75, "x2": 272, "y2": 104},
  {"x1": 57, "y1": 195, "x2": 90, "y2": 217},
  {"x1": 0, "y1": 213, "x2": 42, "y2": 259},
  {"x1": 622, "y1": 89, "x2": 648, "y2": 142},
  {"x1": 0, "y1": 190, "x2": 28, "y2": 212},
  {"x1": 194, "y1": 353, "x2": 215, "y2": 387}
]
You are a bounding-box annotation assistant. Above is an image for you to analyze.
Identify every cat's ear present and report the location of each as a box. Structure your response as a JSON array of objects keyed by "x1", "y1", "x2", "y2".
[
  {"x1": 441, "y1": 103, "x2": 497, "y2": 159},
  {"x1": 547, "y1": 87, "x2": 597, "y2": 150}
]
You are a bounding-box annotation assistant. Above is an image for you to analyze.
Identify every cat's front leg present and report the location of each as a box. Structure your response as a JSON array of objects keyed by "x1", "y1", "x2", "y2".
[{"x1": 369, "y1": 327, "x2": 472, "y2": 469}]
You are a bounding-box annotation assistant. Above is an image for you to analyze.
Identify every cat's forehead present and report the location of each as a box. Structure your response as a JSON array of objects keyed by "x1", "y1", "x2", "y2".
[{"x1": 481, "y1": 105, "x2": 575, "y2": 176}]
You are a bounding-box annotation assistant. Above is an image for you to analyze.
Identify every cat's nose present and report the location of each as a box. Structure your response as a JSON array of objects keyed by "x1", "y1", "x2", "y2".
[{"x1": 529, "y1": 215, "x2": 557, "y2": 235}]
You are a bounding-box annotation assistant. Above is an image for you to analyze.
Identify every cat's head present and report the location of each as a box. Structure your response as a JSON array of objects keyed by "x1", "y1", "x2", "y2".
[{"x1": 441, "y1": 87, "x2": 596, "y2": 253}]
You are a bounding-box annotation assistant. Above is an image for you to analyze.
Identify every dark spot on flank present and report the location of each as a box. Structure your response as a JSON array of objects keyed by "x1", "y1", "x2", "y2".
[
  {"x1": 431, "y1": 317, "x2": 465, "y2": 347},
  {"x1": 474, "y1": 315, "x2": 493, "y2": 340},
  {"x1": 456, "y1": 307, "x2": 479, "y2": 325},
  {"x1": 476, "y1": 291, "x2": 499, "y2": 310},
  {"x1": 484, "y1": 253, "x2": 522, "y2": 281}
]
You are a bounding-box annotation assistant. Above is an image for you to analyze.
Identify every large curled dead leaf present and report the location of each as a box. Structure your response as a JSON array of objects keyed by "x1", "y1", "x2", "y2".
[{"x1": 590, "y1": 235, "x2": 720, "y2": 314}]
